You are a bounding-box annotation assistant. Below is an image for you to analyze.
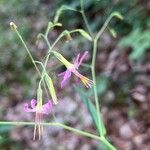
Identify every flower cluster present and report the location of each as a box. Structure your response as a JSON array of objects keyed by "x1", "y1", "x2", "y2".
[
  {"x1": 24, "y1": 50, "x2": 93, "y2": 140},
  {"x1": 11, "y1": 21, "x2": 93, "y2": 140}
]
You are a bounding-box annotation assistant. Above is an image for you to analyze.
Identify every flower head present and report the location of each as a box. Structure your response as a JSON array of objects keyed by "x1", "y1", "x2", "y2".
[
  {"x1": 24, "y1": 99, "x2": 52, "y2": 140},
  {"x1": 56, "y1": 51, "x2": 93, "y2": 88}
]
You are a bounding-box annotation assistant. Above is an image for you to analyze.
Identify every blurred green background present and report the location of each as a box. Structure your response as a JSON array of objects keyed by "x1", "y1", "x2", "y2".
[{"x1": 0, "y1": 0, "x2": 150, "y2": 149}]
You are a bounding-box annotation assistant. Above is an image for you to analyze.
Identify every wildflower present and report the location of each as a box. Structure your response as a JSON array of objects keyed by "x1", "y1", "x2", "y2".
[
  {"x1": 53, "y1": 51, "x2": 93, "y2": 88},
  {"x1": 24, "y1": 99, "x2": 52, "y2": 140}
]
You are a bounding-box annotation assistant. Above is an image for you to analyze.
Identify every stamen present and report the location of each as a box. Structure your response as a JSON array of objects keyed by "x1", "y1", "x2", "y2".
[
  {"x1": 33, "y1": 113, "x2": 38, "y2": 140},
  {"x1": 72, "y1": 69, "x2": 93, "y2": 88}
]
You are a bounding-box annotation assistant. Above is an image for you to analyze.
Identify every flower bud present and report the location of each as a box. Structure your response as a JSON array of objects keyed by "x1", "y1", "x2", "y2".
[
  {"x1": 10, "y1": 22, "x2": 17, "y2": 30},
  {"x1": 52, "y1": 51, "x2": 72, "y2": 68},
  {"x1": 45, "y1": 74, "x2": 58, "y2": 104},
  {"x1": 37, "y1": 85, "x2": 43, "y2": 109}
]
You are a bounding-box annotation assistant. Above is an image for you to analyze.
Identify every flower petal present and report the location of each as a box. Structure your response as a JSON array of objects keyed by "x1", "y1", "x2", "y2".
[
  {"x1": 61, "y1": 70, "x2": 72, "y2": 88},
  {"x1": 74, "y1": 51, "x2": 88, "y2": 69},
  {"x1": 24, "y1": 103, "x2": 36, "y2": 112},
  {"x1": 78, "y1": 51, "x2": 88, "y2": 67},
  {"x1": 74, "y1": 53, "x2": 80, "y2": 69},
  {"x1": 72, "y1": 69, "x2": 93, "y2": 88},
  {"x1": 41, "y1": 100, "x2": 52, "y2": 115},
  {"x1": 58, "y1": 71, "x2": 66, "y2": 76},
  {"x1": 31, "y1": 99, "x2": 37, "y2": 108}
]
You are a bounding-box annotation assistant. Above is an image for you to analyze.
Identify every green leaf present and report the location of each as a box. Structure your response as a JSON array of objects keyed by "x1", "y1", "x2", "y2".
[
  {"x1": 75, "y1": 86, "x2": 106, "y2": 136},
  {"x1": 119, "y1": 28, "x2": 150, "y2": 60},
  {"x1": 87, "y1": 74, "x2": 109, "y2": 97}
]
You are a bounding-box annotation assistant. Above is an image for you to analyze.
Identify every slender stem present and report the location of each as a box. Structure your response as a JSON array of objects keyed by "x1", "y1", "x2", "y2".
[
  {"x1": 12, "y1": 26, "x2": 51, "y2": 99},
  {"x1": 0, "y1": 121, "x2": 100, "y2": 141},
  {"x1": 15, "y1": 29, "x2": 41, "y2": 76},
  {"x1": 91, "y1": 39, "x2": 103, "y2": 136},
  {"x1": 45, "y1": 25, "x2": 50, "y2": 38},
  {"x1": 43, "y1": 31, "x2": 65, "y2": 69},
  {"x1": 38, "y1": 33, "x2": 51, "y2": 48},
  {"x1": 95, "y1": 15, "x2": 113, "y2": 41},
  {"x1": 91, "y1": 13, "x2": 117, "y2": 136},
  {"x1": 101, "y1": 137, "x2": 117, "y2": 150},
  {"x1": 80, "y1": 0, "x2": 92, "y2": 36}
]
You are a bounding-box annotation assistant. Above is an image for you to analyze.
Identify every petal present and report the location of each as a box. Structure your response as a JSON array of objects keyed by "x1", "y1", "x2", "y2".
[
  {"x1": 24, "y1": 103, "x2": 36, "y2": 112},
  {"x1": 41, "y1": 100, "x2": 52, "y2": 115},
  {"x1": 61, "y1": 70, "x2": 72, "y2": 88},
  {"x1": 74, "y1": 53, "x2": 80, "y2": 69},
  {"x1": 72, "y1": 69, "x2": 93, "y2": 88},
  {"x1": 58, "y1": 71, "x2": 66, "y2": 76},
  {"x1": 78, "y1": 51, "x2": 88, "y2": 67},
  {"x1": 31, "y1": 99, "x2": 37, "y2": 108}
]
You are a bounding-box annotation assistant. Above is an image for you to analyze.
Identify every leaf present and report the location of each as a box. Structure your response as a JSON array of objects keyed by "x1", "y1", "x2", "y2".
[
  {"x1": 75, "y1": 86, "x2": 106, "y2": 136},
  {"x1": 119, "y1": 28, "x2": 150, "y2": 60},
  {"x1": 87, "y1": 74, "x2": 109, "y2": 97}
]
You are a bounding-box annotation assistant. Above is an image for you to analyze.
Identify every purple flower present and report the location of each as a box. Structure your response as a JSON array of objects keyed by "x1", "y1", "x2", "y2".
[
  {"x1": 58, "y1": 51, "x2": 93, "y2": 88},
  {"x1": 24, "y1": 99, "x2": 52, "y2": 115},
  {"x1": 24, "y1": 99, "x2": 52, "y2": 140}
]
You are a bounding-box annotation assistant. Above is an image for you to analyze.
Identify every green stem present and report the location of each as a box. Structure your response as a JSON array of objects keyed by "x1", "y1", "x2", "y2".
[
  {"x1": 101, "y1": 137, "x2": 117, "y2": 150},
  {"x1": 45, "y1": 25, "x2": 50, "y2": 38},
  {"x1": 95, "y1": 14, "x2": 114, "y2": 41},
  {"x1": 0, "y1": 121, "x2": 100, "y2": 141},
  {"x1": 13, "y1": 28, "x2": 51, "y2": 99},
  {"x1": 43, "y1": 30, "x2": 66, "y2": 69},
  {"x1": 38, "y1": 33, "x2": 51, "y2": 48},
  {"x1": 90, "y1": 13, "x2": 120, "y2": 149},
  {"x1": 91, "y1": 39, "x2": 103, "y2": 136},
  {"x1": 80, "y1": 0, "x2": 92, "y2": 36},
  {"x1": 15, "y1": 29, "x2": 41, "y2": 76}
]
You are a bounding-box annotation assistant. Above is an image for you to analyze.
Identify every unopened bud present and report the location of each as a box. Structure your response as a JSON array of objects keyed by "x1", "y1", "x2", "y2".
[
  {"x1": 10, "y1": 22, "x2": 17, "y2": 30},
  {"x1": 45, "y1": 74, "x2": 58, "y2": 105}
]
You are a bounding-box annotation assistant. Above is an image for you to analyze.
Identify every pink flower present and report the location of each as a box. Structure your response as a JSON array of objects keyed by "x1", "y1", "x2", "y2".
[
  {"x1": 24, "y1": 99, "x2": 52, "y2": 115},
  {"x1": 58, "y1": 51, "x2": 93, "y2": 88},
  {"x1": 24, "y1": 99, "x2": 52, "y2": 140}
]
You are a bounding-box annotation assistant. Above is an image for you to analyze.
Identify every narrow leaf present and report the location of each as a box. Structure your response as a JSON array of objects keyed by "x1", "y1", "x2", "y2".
[{"x1": 75, "y1": 86, "x2": 106, "y2": 136}]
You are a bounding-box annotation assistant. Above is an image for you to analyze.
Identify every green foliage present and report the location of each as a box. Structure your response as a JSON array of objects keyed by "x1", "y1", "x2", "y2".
[
  {"x1": 119, "y1": 28, "x2": 150, "y2": 61},
  {"x1": 75, "y1": 86, "x2": 106, "y2": 136},
  {"x1": 87, "y1": 74, "x2": 109, "y2": 97}
]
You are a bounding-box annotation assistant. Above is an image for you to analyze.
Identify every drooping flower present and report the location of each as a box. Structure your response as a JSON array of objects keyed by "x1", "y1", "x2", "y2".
[
  {"x1": 53, "y1": 51, "x2": 93, "y2": 88},
  {"x1": 24, "y1": 99, "x2": 52, "y2": 140}
]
